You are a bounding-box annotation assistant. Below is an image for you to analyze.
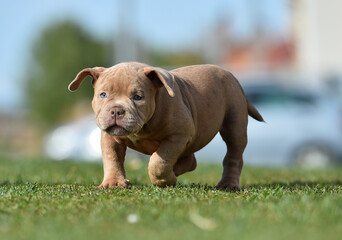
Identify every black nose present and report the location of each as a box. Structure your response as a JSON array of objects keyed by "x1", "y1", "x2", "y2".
[{"x1": 110, "y1": 107, "x2": 125, "y2": 118}]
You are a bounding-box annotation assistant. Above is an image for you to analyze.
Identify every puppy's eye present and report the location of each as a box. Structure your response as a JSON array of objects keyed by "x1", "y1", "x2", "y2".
[
  {"x1": 99, "y1": 92, "x2": 107, "y2": 99},
  {"x1": 133, "y1": 94, "x2": 143, "y2": 101}
]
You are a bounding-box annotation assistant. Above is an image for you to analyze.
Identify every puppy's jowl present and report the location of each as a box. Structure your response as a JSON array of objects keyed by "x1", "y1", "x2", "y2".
[{"x1": 69, "y1": 62, "x2": 264, "y2": 190}]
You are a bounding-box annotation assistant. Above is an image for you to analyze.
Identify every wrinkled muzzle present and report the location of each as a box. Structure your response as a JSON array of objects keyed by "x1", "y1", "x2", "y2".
[{"x1": 96, "y1": 103, "x2": 144, "y2": 136}]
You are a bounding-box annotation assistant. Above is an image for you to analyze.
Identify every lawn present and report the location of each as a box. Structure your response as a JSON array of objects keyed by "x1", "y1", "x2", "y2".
[{"x1": 0, "y1": 157, "x2": 341, "y2": 240}]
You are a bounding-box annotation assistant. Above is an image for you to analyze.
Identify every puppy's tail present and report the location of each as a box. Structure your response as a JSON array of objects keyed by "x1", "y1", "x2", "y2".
[
  {"x1": 227, "y1": 70, "x2": 265, "y2": 122},
  {"x1": 247, "y1": 99, "x2": 264, "y2": 122}
]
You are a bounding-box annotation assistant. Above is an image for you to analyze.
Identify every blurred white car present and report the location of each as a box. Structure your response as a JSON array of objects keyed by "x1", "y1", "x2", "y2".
[
  {"x1": 45, "y1": 81, "x2": 342, "y2": 167},
  {"x1": 45, "y1": 115, "x2": 147, "y2": 161},
  {"x1": 197, "y1": 81, "x2": 342, "y2": 167},
  {"x1": 45, "y1": 115, "x2": 102, "y2": 161}
]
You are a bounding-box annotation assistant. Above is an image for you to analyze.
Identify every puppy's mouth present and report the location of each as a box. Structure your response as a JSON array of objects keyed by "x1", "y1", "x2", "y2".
[{"x1": 105, "y1": 124, "x2": 130, "y2": 136}]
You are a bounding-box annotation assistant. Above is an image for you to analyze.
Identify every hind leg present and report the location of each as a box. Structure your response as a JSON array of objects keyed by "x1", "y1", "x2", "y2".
[{"x1": 216, "y1": 113, "x2": 248, "y2": 191}]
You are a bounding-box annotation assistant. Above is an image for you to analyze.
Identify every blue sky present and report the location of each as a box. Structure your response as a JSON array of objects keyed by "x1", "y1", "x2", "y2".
[{"x1": 0, "y1": 0, "x2": 289, "y2": 113}]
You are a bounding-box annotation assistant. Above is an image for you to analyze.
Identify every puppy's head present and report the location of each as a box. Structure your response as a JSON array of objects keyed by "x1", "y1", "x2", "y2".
[{"x1": 69, "y1": 62, "x2": 175, "y2": 136}]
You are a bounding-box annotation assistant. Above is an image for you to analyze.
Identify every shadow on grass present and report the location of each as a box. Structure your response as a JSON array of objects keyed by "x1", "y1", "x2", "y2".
[
  {"x1": 102, "y1": 180, "x2": 342, "y2": 192},
  {"x1": 1, "y1": 180, "x2": 341, "y2": 193},
  {"x1": 175, "y1": 180, "x2": 342, "y2": 192},
  {"x1": 243, "y1": 180, "x2": 342, "y2": 191}
]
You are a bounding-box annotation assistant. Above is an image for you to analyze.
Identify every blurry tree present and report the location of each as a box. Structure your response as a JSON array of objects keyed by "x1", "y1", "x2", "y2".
[{"x1": 25, "y1": 21, "x2": 111, "y2": 127}]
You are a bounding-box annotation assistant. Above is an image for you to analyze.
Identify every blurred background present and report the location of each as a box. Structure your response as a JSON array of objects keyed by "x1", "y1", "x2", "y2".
[{"x1": 1, "y1": 0, "x2": 342, "y2": 168}]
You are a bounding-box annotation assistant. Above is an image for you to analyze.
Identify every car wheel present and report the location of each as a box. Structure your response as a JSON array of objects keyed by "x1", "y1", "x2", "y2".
[{"x1": 293, "y1": 145, "x2": 334, "y2": 169}]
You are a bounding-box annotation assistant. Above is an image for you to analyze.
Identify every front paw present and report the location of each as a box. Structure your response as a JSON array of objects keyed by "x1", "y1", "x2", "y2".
[
  {"x1": 149, "y1": 171, "x2": 177, "y2": 187},
  {"x1": 99, "y1": 178, "x2": 131, "y2": 189},
  {"x1": 216, "y1": 180, "x2": 241, "y2": 191}
]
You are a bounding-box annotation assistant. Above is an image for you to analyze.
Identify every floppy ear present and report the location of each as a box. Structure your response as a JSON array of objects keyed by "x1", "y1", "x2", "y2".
[
  {"x1": 68, "y1": 67, "x2": 105, "y2": 92},
  {"x1": 143, "y1": 68, "x2": 175, "y2": 97}
]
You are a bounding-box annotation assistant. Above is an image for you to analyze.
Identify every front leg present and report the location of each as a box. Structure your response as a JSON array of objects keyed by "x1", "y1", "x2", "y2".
[
  {"x1": 173, "y1": 154, "x2": 197, "y2": 177},
  {"x1": 99, "y1": 131, "x2": 130, "y2": 188},
  {"x1": 148, "y1": 136, "x2": 190, "y2": 187}
]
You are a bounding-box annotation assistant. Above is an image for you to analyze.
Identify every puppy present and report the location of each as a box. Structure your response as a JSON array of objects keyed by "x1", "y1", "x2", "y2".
[{"x1": 69, "y1": 62, "x2": 263, "y2": 190}]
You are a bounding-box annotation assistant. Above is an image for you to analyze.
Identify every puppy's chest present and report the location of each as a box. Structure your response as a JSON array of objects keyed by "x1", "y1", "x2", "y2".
[{"x1": 122, "y1": 136, "x2": 160, "y2": 155}]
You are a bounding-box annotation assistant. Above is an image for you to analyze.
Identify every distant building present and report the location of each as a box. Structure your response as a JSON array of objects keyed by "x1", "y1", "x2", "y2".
[
  {"x1": 202, "y1": 12, "x2": 294, "y2": 75},
  {"x1": 292, "y1": 0, "x2": 342, "y2": 78},
  {"x1": 203, "y1": 0, "x2": 342, "y2": 84}
]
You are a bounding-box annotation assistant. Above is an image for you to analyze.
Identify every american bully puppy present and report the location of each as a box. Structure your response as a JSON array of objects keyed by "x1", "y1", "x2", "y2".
[{"x1": 69, "y1": 62, "x2": 264, "y2": 190}]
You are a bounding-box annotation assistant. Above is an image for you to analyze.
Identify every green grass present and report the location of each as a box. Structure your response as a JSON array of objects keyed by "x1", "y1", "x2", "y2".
[{"x1": 0, "y1": 157, "x2": 341, "y2": 240}]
